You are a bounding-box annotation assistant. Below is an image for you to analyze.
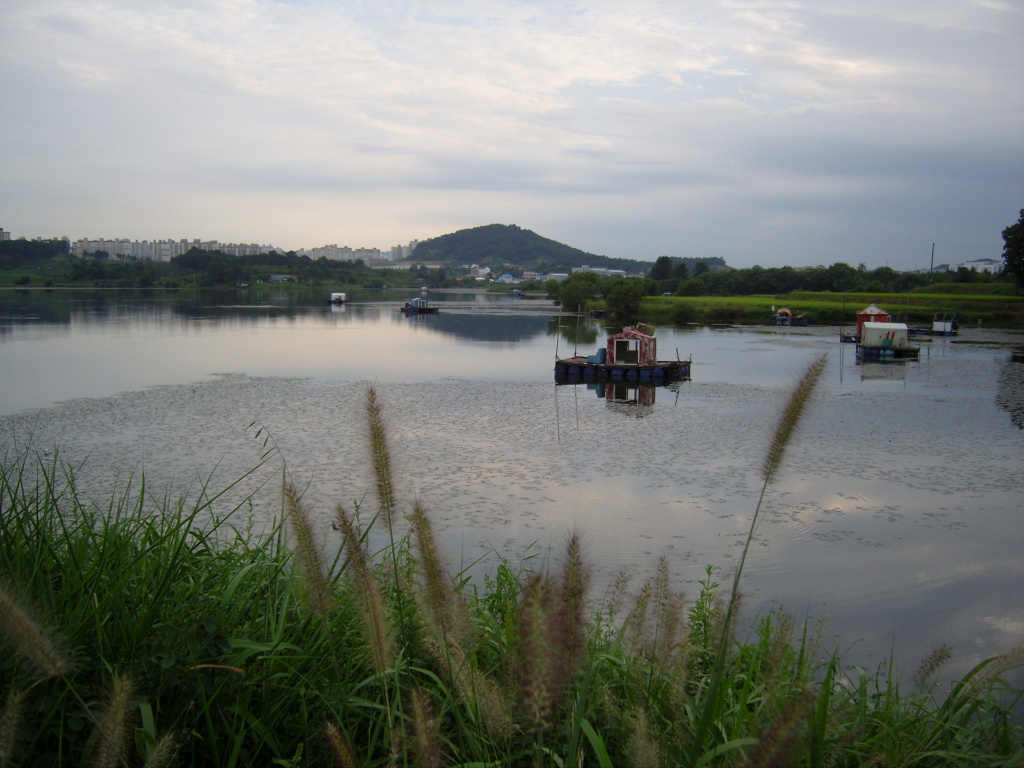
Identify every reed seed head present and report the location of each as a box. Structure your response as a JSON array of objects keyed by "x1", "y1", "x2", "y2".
[
  {"x1": 92, "y1": 672, "x2": 133, "y2": 768},
  {"x1": 284, "y1": 481, "x2": 333, "y2": 617},
  {"x1": 912, "y1": 644, "x2": 951, "y2": 690},
  {"x1": 0, "y1": 688, "x2": 26, "y2": 768},
  {"x1": 323, "y1": 721, "x2": 358, "y2": 768},
  {"x1": 142, "y1": 732, "x2": 180, "y2": 768},
  {"x1": 761, "y1": 354, "x2": 827, "y2": 483},
  {"x1": 559, "y1": 530, "x2": 590, "y2": 670},
  {"x1": 626, "y1": 706, "x2": 661, "y2": 768},
  {"x1": 0, "y1": 581, "x2": 68, "y2": 678},
  {"x1": 335, "y1": 503, "x2": 394, "y2": 674},
  {"x1": 410, "y1": 500, "x2": 473, "y2": 652},
  {"x1": 365, "y1": 386, "x2": 397, "y2": 533},
  {"x1": 409, "y1": 689, "x2": 444, "y2": 768}
]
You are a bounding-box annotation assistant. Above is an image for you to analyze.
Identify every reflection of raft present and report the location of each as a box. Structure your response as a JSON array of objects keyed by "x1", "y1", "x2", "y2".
[{"x1": 554, "y1": 324, "x2": 692, "y2": 383}]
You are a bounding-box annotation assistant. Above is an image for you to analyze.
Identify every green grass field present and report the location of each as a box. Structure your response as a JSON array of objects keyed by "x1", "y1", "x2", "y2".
[{"x1": 643, "y1": 291, "x2": 1024, "y2": 328}]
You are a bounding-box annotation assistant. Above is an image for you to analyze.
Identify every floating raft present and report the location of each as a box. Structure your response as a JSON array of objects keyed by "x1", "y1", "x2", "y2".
[
  {"x1": 401, "y1": 297, "x2": 439, "y2": 314},
  {"x1": 555, "y1": 323, "x2": 691, "y2": 383},
  {"x1": 554, "y1": 356, "x2": 691, "y2": 383},
  {"x1": 856, "y1": 321, "x2": 920, "y2": 360}
]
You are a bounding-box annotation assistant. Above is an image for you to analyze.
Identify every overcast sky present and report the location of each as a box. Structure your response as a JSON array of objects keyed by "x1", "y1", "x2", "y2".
[{"x1": 2, "y1": 0, "x2": 1022, "y2": 269}]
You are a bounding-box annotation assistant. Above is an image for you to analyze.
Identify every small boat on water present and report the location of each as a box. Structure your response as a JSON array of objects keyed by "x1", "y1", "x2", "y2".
[
  {"x1": 554, "y1": 323, "x2": 691, "y2": 383},
  {"x1": 325, "y1": 292, "x2": 347, "y2": 305},
  {"x1": 770, "y1": 307, "x2": 808, "y2": 326},
  {"x1": 857, "y1": 321, "x2": 920, "y2": 360},
  {"x1": 401, "y1": 297, "x2": 439, "y2": 315}
]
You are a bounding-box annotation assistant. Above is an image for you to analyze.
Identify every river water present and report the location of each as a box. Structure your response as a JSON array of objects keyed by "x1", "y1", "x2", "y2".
[{"x1": 2, "y1": 287, "x2": 1023, "y2": 683}]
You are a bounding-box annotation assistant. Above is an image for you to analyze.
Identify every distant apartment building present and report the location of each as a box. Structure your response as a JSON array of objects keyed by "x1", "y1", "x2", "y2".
[
  {"x1": 571, "y1": 265, "x2": 628, "y2": 278},
  {"x1": 0, "y1": 227, "x2": 11, "y2": 241},
  {"x1": 389, "y1": 240, "x2": 420, "y2": 260},
  {"x1": 947, "y1": 258, "x2": 1002, "y2": 274},
  {"x1": 66, "y1": 233, "x2": 423, "y2": 263},
  {"x1": 71, "y1": 237, "x2": 279, "y2": 261},
  {"x1": 299, "y1": 244, "x2": 353, "y2": 261}
]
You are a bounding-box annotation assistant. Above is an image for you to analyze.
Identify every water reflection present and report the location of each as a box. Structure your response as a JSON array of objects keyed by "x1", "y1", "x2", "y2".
[
  {"x1": 0, "y1": 288, "x2": 559, "y2": 345},
  {"x1": 996, "y1": 359, "x2": 1024, "y2": 429},
  {"x1": 3, "y1": 292, "x2": 1024, "y2": 686},
  {"x1": 553, "y1": 380, "x2": 688, "y2": 419},
  {"x1": 857, "y1": 361, "x2": 908, "y2": 382},
  {"x1": 550, "y1": 315, "x2": 602, "y2": 350}
]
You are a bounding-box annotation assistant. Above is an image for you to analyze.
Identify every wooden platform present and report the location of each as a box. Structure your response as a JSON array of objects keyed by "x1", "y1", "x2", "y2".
[{"x1": 554, "y1": 357, "x2": 691, "y2": 383}]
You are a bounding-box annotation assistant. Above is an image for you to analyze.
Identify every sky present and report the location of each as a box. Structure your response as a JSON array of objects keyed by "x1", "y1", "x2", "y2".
[{"x1": 2, "y1": 0, "x2": 1022, "y2": 270}]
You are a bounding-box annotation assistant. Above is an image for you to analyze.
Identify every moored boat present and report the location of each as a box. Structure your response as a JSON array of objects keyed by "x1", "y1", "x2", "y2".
[
  {"x1": 770, "y1": 307, "x2": 808, "y2": 326},
  {"x1": 554, "y1": 324, "x2": 691, "y2": 383},
  {"x1": 325, "y1": 292, "x2": 347, "y2": 305},
  {"x1": 401, "y1": 297, "x2": 439, "y2": 315},
  {"x1": 856, "y1": 321, "x2": 920, "y2": 360}
]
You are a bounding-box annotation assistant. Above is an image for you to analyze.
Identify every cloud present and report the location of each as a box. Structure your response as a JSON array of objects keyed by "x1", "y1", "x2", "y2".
[{"x1": 1, "y1": 0, "x2": 1021, "y2": 266}]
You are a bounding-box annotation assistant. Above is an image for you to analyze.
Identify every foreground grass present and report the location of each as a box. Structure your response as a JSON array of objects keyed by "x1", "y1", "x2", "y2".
[{"x1": 1, "y1": 373, "x2": 1022, "y2": 766}]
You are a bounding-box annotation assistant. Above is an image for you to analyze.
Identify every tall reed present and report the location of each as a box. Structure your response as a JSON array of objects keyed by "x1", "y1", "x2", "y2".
[{"x1": 689, "y1": 353, "x2": 828, "y2": 764}]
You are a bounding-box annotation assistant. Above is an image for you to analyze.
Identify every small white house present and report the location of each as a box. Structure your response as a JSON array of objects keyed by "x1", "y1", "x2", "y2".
[{"x1": 861, "y1": 321, "x2": 909, "y2": 349}]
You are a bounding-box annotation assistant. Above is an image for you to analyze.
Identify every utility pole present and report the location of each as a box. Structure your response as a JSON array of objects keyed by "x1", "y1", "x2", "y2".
[{"x1": 930, "y1": 242, "x2": 935, "y2": 274}]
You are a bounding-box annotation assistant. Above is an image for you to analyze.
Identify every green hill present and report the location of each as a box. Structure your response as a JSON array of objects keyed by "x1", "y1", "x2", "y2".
[{"x1": 409, "y1": 223, "x2": 651, "y2": 273}]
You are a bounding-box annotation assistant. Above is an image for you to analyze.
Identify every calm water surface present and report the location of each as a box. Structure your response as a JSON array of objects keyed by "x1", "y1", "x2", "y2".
[{"x1": 2, "y1": 288, "x2": 1023, "y2": 682}]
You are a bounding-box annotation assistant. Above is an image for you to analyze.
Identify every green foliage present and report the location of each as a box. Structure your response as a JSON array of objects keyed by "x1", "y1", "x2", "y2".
[
  {"x1": 550, "y1": 271, "x2": 601, "y2": 310},
  {"x1": 0, "y1": 238, "x2": 70, "y2": 267},
  {"x1": 648, "y1": 255, "x2": 674, "y2": 281},
  {"x1": 603, "y1": 276, "x2": 655, "y2": 319},
  {"x1": 907, "y1": 282, "x2": 1019, "y2": 296},
  {"x1": 677, "y1": 277, "x2": 706, "y2": 296},
  {"x1": 1001, "y1": 208, "x2": 1024, "y2": 288}
]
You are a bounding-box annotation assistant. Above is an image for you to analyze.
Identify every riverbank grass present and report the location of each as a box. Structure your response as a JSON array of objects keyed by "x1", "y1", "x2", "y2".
[{"x1": 1, "y1": 374, "x2": 1022, "y2": 766}]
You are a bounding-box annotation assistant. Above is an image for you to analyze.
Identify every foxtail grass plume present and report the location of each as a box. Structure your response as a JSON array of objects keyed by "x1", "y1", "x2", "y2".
[
  {"x1": 409, "y1": 689, "x2": 444, "y2": 768},
  {"x1": 761, "y1": 354, "x2": 828, "y2": 483},
  {"x1": 966, "y1": 644, "x2": 1024, "y2": 697},
  {"x1": 626, "y1": 706, "x2": 661, "y2": 768},
  {"x1": 0, "y1": 581, "x2": 68, "y2": 678},
  {"x1": 913, "y1": 644, "x2": 952, "y2": 690},
  {"x1": 410, "y1": 500, "x2": 473, "y2": 652},
  {"x1": 651, "y1": 557, "x2": 685, "y2": 672},
  {"x1": 738, "y1": 695, "x2": 810, "y2": 768},
  {"x1": 421, "y1": 634, "x2": 512, "y2": 737},
  {"x1": 365, "y1": 386, "x2": 397, "y2": 534},
  {"x1": 284, "y1": 481, "x2": 333, "y2": 617},
  {"x1": 559, "y1": 530, "x2": 590, "y2": 670},
  {"x1": 92, "y1": 672, "x2": 133, "y2": 768},
  {"x1": 323, "y1": 722, "x2": 358, "y2": 768},
  {"x1": 142, "y1": 732, "x2": 180, "y2": 768},
  {"x1": 0, "y1": 689, "x2": 26, "y2": 768},
  {"x1": 335, "y1": 503, "x2": 394, "y2": 674}
]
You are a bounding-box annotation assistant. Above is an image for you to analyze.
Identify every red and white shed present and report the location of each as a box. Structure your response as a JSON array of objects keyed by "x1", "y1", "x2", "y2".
[
  {"x1": 855, "y1": 305, "x2": 890, "y2": 335},
  {"x1": 606, "y1": 325, "x2": 658, "y2": 365}
]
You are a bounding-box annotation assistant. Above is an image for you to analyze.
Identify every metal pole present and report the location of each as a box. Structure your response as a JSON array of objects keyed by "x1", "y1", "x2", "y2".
[{"x1": 930, "y1": 242, "x2": 935, "y2": 274}]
